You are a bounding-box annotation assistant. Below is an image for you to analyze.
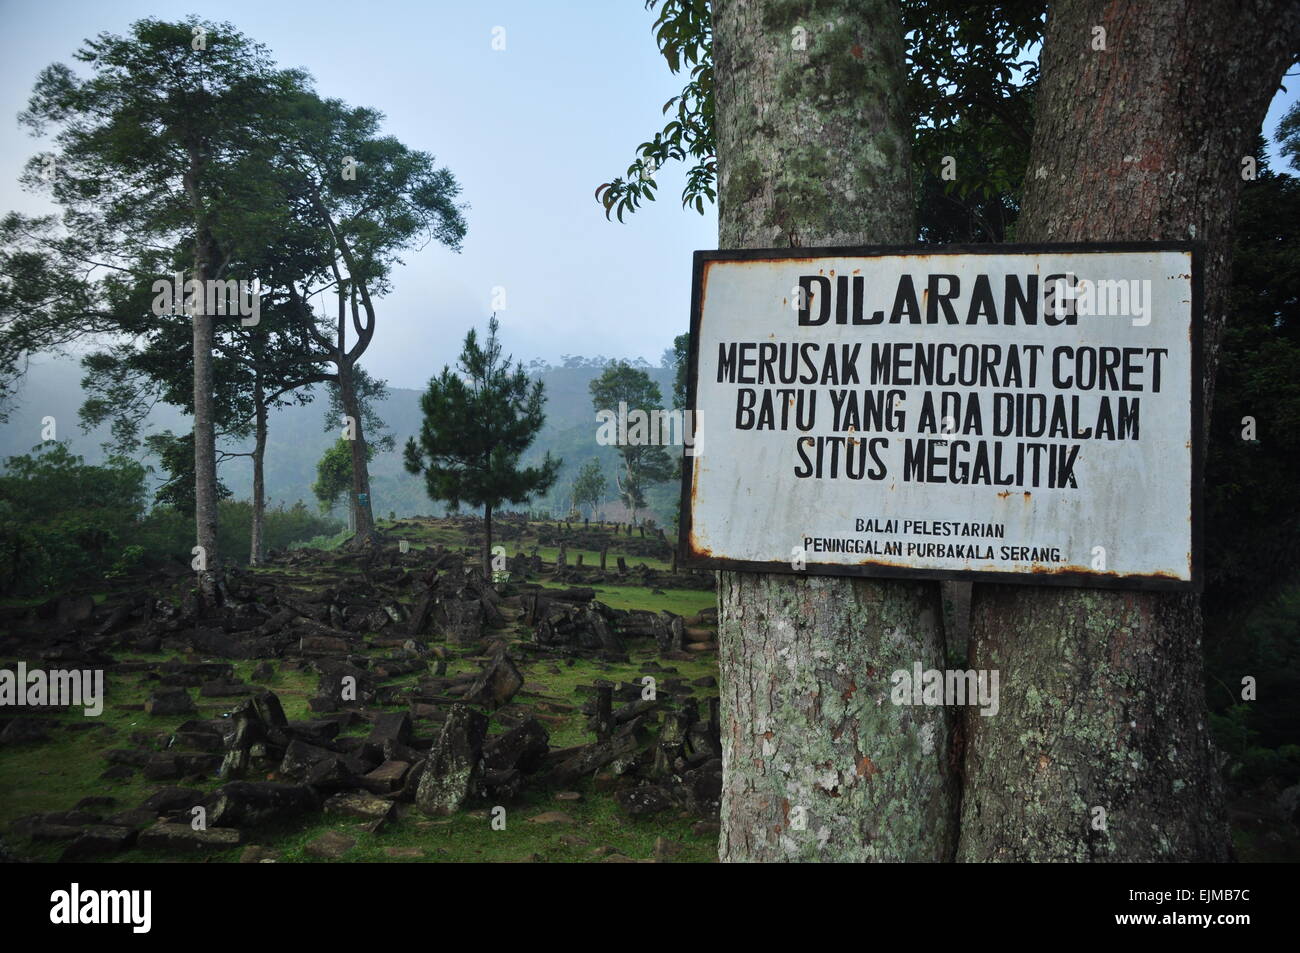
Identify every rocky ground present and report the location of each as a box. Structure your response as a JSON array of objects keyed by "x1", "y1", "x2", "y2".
[{"x1": 0, "y1": 517, "x2": 724, "y2": 863}]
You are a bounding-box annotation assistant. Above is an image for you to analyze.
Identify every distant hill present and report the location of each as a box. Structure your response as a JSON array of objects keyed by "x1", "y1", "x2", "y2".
[{"x1": 0, "y1": 359, "x2": 682, "y2": 525}]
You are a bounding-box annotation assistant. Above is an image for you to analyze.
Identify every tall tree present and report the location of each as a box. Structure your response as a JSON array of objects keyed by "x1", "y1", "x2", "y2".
[
  {"x1": 589, "y1": 361, "x2": 676, "y2": 525},
  {"x1": 404, "y1": 316, "x2": 560, "y2": 580},
  {"x1": 78, "y1": 249, "x2": 328, "y2": 566},
  {"x1": 667, "y1": 332, "x2": 690, "y2": 410},
  {"x1": 612, "y1": 0, "x2": 1300, "y2": 863},
  {"x1": 320, "y1": 366, "x2": 394, "y2": 531},
  {"x1": 314, "y1": 436, "x2": 373, "y2": 531},
  {"x1": 20, "y1": 17, "x2": 308, "y2": 597},
  {"x1": 598, "y1": 0, "x2": 1044, "y2": 226},
  {"x1": 273, "y1": 92, "x2": 467, "y2": 544},
  {"x1": 143, "y1": 430, "x2": 232, "y2": 515},
  {"x1": 709, "y1": 0, "x2": 955, "y2": 861},
  {"x1": 570, "y1": 458, "x2": 608, "y2": 519},
  {"x1": 960, "y1": 0, "x2": 1300, "y2": 862}
]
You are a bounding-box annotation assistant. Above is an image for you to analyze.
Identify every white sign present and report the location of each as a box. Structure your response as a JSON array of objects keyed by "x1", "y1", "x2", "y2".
[{"x1": 681, "y1": 245, "x2": 1200, "y2": 589}]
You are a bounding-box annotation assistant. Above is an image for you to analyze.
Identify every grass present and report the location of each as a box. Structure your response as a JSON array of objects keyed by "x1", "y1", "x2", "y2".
[
  {"x1": 115, "y1": 779, "x2": 716, "y2": 864},
  {"x1": 538, "y1": 581, "x2": 713, "y2": 619},
  {"x1": 0, "y1": 516, "x2": 722, "y2": 863}
]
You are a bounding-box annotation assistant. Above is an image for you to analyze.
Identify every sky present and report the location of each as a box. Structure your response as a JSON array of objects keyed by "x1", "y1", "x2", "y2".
[
  {"x1": 0, "y1": 1, "x2": 1296, "y2": 392},
  {"x1": 0, "y1": 0, "x2": 719, "y2": 391}
]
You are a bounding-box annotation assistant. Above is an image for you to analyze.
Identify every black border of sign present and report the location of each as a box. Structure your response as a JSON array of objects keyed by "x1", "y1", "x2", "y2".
[{"x1": 677, "y1": 241, "x2": 1204, "y2": 592}]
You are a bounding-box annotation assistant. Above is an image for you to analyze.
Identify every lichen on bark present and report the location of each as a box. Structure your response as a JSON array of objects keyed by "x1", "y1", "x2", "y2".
[
  {"x1": 962, "y1": 0, "x2": 1300, "y2": 861},
  {"x1": 713, "y1": 0, "x2": 955, "y2": 862}
]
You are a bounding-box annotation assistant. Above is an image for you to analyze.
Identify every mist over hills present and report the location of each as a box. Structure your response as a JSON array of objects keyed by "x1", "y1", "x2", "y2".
[{"x1": 0, "y1": 358, "x2": 680, "y2": 525}]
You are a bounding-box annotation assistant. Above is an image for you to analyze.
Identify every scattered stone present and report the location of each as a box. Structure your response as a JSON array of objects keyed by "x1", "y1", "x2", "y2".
[
  {"x1": 324, "y1": 792, "x2": 396, "y2": 830},
  {"x1": 415, "y1": 705, "x2": 487, "y2": 817},
  {"x1": 144, "y1": 688, "x2": 194, "y2": 716},
  {"x1": 652, "y1": 836, "x2": 684, "y2": 862},
  {"x1": 462, "y1": 650, "x2": 524, "y2": 708},
  {"x1": 0, "y1": 718, "x2": 51, "y2": 745},
  {"x1": 74, "y1": 795, "x2": 117, "y2": 813},
  {"x1": 300, "y1": 634, "x2": 350, "y2": 656},
  {"x1": 208, "y1": 781, "x2": 319, "y2": 828},
  {"x1": 240, "y1": 845, "x2": 283, "y2": 863},
  {"x1": 305, "y1": 830, "x2": 356, "y2": 859},
  {"x1": 59, "y1": 826, "x2": 137, "y2": 862},
  {"x1": 691, "y1": 820, "x2": 721, "y2": 838},
  {"x1": 140, "y1": 786, "x2": 205, "y2": 816},
  {"x1": 384, "y1": 846, "x2": 424, "y2": 859},
  {"x1": 359, "y1": 759, "x2": 410, "y2": 795},
  {"x1": 482, "y1": 717, "x2": 549, "y2": 775},
  {"x1": 137, "y1": 822, "x2": 242, "y2": 852},
  {"x1": 368, "y1": 711, "x2": 411, "y2": 746},
  {"x1": 528, "y1": 811, "x2": 575, "y2": 825},
  {"x1": 615, "y1": 784, "x2": 676, "y2": 817},
  {"x1": 105, "y1": 808, "x2": 156, "y2": 829}
]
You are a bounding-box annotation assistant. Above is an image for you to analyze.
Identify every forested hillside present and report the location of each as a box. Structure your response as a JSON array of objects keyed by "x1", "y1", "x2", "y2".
[{"x1": 0, "y1": 361, "x2": 680, "y2": 524}]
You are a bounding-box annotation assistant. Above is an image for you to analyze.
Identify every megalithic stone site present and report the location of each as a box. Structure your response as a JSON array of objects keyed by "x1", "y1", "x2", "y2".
[{"x1": 1, "y1": 0, "x2": 1298, "y2": 936}]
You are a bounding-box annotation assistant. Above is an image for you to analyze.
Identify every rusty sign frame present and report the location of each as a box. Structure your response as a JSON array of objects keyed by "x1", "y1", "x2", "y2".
[{"x1": 677, "y1": 241, "x2": 1204, "y2": 592}]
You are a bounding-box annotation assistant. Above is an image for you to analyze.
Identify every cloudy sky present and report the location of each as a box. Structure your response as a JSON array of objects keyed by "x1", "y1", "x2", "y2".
[
  {"x1": 1, "y1": 1, "x2": 1296, "y2": 394},
  {"x1": 0, "y1": 0, "x2": 718, "y2": 391}
]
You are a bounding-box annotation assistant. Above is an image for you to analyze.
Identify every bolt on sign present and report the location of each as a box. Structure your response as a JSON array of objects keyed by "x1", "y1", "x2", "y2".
[{"x1": 679, "y1": 244, "x2": 1202, "y2": 590}]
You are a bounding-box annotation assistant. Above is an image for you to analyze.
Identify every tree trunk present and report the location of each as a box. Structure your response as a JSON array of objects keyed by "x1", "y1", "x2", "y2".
[
  {"x1": 960, "y1": 0, "x2": 1300, "y2": 862},
  {"x1": 482, "y1": 502, "x2": 493, "y2": 582},
  {"x1": 713, "y1": 0, "x2": 956, "y2": 862},
  {"x1": 337, "y1": 358, "x2": 376, "y2": 542},
  {"x1": 249, "y1": 377, "x2": 267, "y2": 567},
  {"x1": 191, "y1": 225, "x2": 219, "y2": 601}
]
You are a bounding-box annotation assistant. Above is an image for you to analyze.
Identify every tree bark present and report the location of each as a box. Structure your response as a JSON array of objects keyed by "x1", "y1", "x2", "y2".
[
  {"x1": 186, "y1": 147, "x2": 220, "y2": 601},
  {"x1": 337, "y1": 357, "x2": 376, "y2": 542},
  {"x1": 249, "y1": 376, "x2": 267, "y2": 567},
  {"x1": 714, "y1": 0, "x2": 956, "y2": 862},
  {"x1": 192, "y1": 297, "x2": 218, "y2": 598},
  {"x1": 960, "y1": 0, "x2": 1300, "y2": 862},
  {"x1": 482, "y1": 502, "x2": 493, "y2": 582}
]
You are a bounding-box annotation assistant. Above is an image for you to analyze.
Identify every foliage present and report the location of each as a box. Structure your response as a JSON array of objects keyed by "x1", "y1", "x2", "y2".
[
  {"x1": 0, "y1": 443, "x2": 338, "y2": 596},
  {"x1": 589, "y1": 361, "x2": 676, "y2": 520},
  {"x1": 1204, "y1": 142, "x2": 1300, "y2": 612},
  {"x1": 0, "y1": 214, "x2": 106, "y2": 423},
  {"x1": 0, "y1": 443, "x2": 146, "y2": 595},
  {"x1": 596, "y1": 0, "x2": 714, "y2": 221},
  {"x1": 665, "y1": 332, "x2": 689, "y2": 410},
  {"x1": 570, "y1": 458, "x2": 608, "y2": 519},
  {"x1": 322, "y1": 365, "x2": 395, "y2": 452},
  {"x1": 313, "y1": 437, "x2": 371, "y2": 513},
  {"x1": 143, "y1": 430, "x2": 233, "y2": 516},
  {"x1": 596, "y1": 0, "x2": 1044, "y2": 227},
  {"x1": 404, "y1": 316, "x2": 560, "y2": 515}
]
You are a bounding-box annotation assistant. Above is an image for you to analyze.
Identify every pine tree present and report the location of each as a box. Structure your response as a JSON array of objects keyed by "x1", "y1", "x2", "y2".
[{"x1": 404, "y1": 316, "x2": 560, "y2": 579}]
